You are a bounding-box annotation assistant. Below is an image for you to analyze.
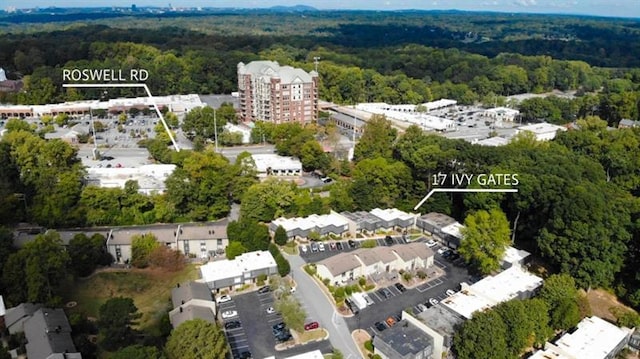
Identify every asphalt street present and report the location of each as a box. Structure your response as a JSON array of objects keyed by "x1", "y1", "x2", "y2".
[{"x1": 288, "y1": 254, "x2": 362, "y2": 359}]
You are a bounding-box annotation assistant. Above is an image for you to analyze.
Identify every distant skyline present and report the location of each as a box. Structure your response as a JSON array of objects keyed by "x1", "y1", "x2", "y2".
[{"x1": 3, "y1": 0, "x2": 640, "y2": 18}]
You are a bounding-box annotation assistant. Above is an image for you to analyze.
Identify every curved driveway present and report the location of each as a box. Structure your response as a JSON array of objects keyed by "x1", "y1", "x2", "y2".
[{"x1": 287, "y1": 253, "x2": 361, "y2": 359}]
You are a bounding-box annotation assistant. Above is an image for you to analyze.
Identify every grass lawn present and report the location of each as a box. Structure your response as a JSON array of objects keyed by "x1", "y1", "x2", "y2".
[
  {"x1": 66, "y1": 264, "x2": 199, "y2": 334},
  {"x1": 297, "y1": 328, "x2": 328, "y2": 343},
  {"x1": 281, "y1": 242, "x2": 298, "y2": 255}
]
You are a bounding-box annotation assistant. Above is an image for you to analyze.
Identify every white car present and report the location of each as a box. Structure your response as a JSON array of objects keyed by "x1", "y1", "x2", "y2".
[
  {"x1": 429, "y1": 298, "x2": 439, "y2": 306},
  {"x1": 363, "y1": 294, "x2": 374, "y2": 306},
  {"x1": 426, "y1": 239, "x2": 437, "y2": 248},
  {"x1": 266, "y1": 307, "x2": 276, "y2": 314},
  {"x1": 437, "y1": 247, "x2": 449, "y2": 255},
  {"x1": 221, "y1": 310, "x2": 238, "y2": 319},
  {"x1": 301, "y1": 245, "x2": 308, "y2": 253},
  {"x1": 446, "y1": 289, "x2": 456, "y2": 297},
  {"x1": 318, "y1": 243, "x2": 326, "y2": 252},
  {"x1": 217, "y1": 295, "x2": 232, "y2": 303}
]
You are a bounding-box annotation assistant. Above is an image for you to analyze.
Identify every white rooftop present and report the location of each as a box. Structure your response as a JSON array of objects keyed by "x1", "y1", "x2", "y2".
[
  {"x1": 251, "y1": 154, "x2": 302, "y2": 173},
  {"x1": 86, "y1": 164, "x2": 176, "y2": 195},
  {"x1": 518, "y1": 122, "x2": 567, "y2": 135},
  {"x1": 502, "y1": 246, "x2": 531, "y2": 265},
  {"x1": 441, "y1": 222, "x2": 464, "y2": 239},
  {"x1": 370, "y1": 208, "x2": 416, "y2": 222},
  {"x1": 547, "y1": 316, "x2": 632, "y2": 359},
  {"x1": 475, "y1": 136, "x2": 510, "y2": 147},
  {"x1": 272, "y1": 211, "x2": 349, "y2": 232},
  {"x1": 484, "y1": 107, "x2": 520, "y2": 116},
  {"x1": 441, "y1": 265, "x2": 543, "y2": 319},
  {"x1": 283, "y1": 350, "x2": 324, "y2": 359},
  {"x1": 200, "y1": 250, "x2": 276, "y2": 283}
]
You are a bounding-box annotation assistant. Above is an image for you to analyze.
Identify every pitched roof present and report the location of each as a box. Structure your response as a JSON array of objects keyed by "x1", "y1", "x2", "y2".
[
  {"x1": 391, "y1": 243, "x2": 434, "y2": 261},
  {"x1": 4, "y1": 303, "x2": 42, "y2": 330},
  {"x1": 108, "y1": 225, "x2": 177, "y2": 245},
  {"x1": 177, "y1": 219, "x2": 228, "y2": 241},
  {"x1": 171, "y1": 281, "x2": 212, "y2": 309},
  {"x1": 169, "y1": 302, "x2": 216, "y2": 329},
  {"x1": 24, "y1": 308, "x2": 79, "y2": 359},
  {"x1": 317, "y1": 252, "x2": 362, "y2": 277}
]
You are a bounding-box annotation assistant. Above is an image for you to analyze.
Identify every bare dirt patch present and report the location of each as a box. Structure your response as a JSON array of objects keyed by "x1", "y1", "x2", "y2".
[{"x1": 586, "y1": 288, "x2": 634, "y2": 322}]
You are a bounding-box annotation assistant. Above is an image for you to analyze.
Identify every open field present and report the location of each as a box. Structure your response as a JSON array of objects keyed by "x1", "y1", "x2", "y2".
[
  {"x1": 586, "y1": 288, "x2": 637, "y2": 323},
  {"x1": 66, "y1": 265, "x2": 200, "y2": 333}
]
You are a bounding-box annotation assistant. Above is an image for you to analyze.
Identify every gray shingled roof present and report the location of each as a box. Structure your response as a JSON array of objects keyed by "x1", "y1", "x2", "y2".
[
  {"x1": 177, "y1": 219, "x2": 228, "y2": 241},
  {"x1": 169, "y1": 304, "x2": 216, "y2": 329},
  {"x1": 24, "y1": 308, "x2": 79, "y2": 359},
  {"x1": 419, "y1": 212, "x2": 457, "y2": 228},
  {"x1": 391, "y1": 243, "x2": 434, "y2": 261},
  {"x1": 318, "y1": 252, "x2": 362, "y2": 277},
  {"x1": 239, "y1": 60, "x2": 315, "y2": 83},
  {"x1": 108, "y1": 225, "x2": 177, "y2": 245},
  {"x1": 171, "y1": 281, "x2": 213, "y2": 309},
  {"x1": 4, "y1": 303, "x2": 42, "y2": 330}
]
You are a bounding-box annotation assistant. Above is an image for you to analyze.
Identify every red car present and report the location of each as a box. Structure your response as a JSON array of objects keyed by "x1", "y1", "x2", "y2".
[{"x1": 304, "y1": 321, "x2": 319, "y2": 331}]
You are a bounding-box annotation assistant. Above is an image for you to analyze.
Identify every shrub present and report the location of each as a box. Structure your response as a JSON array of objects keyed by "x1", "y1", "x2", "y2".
[
  {"x1": 323, "y1": 278, "x2": 330, "y2": 286},
  {"x1": 257, "y1": 273, "x2": 267, "y2": 286},
  {"x1": 364, "y1": 340, "x2": 374, "y2": 352},
  {"x1": 304, "y1": 264, "x2": 317, "y2": 276},
  {"x1": 403, "y1": 272, "x2": 413, "y2": 282},
  {"x1": 361, "y1": 239, "x2": 377, "y2": 248},
  {"x1": 359, "y1": 277, "x2": 367, "y2": 286},
  {"x1": 345, "y1": 286, "x2": 353, "y2": 296},
  {"x1": 416, "y1": 270, "x2": 427, "y2": 279}
]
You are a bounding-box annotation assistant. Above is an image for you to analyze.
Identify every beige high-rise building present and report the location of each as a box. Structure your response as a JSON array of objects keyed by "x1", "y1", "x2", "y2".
[{"x1": 237, "y1": 61, "x2": 318, "y2": 123}]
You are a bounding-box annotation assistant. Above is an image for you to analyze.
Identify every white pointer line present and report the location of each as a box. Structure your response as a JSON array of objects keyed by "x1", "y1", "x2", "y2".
[
  {"x1": 62, "y1": 83, "x2": 180, "y2": 152},
  {"x1": 414, "y1": 188, "x2": 518, "y2": 211}
]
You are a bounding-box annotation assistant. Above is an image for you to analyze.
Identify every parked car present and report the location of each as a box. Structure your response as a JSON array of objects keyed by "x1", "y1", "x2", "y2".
[
  {"x1": 437, "y1": 247, "x2": 449, "y2": 255},
  {"x1": 442, "y1": 250, "x2": 454, "y2": 258},
  {"x1": 385, "y1": 236, "x2": 394, "y2": 246},
  {"x1": 276, "y1": 330, "x2": 292, "y2": 342},
  {"x1": 426, "y1": 239, "x2": 437, "y2": 247},
  {"x1": 446, "y1": 289, "x2": 456, "y2": 296},
  {"x1": 429, "y1": 298, "x2": 439, "y2": 306},
  {"x1": 304, "y1": 321, "x2": 319, "y2": 331},
  {"x1": 310, "y1": 242, "x2": 319, "y2": 252},
  {"x1": 385, "y1": 316, "x2": 396, "y2": 327},
  {"x1": 416, "y1": 303, "x2": 427, "y2": 312},
  {"x1": 330, "y1": 242, "x2": 337, "y2": 250},
  {"x1": 224, "y1": 321, "x2": 241, "y2": 329},
  {"x1": 449, "y1": 253, "x2": 461, "y2": 261},
  {"x1": 221, "y1": 310, "x2": 238, "y2": 319},
  {"x1": 318, "y1": 242, "x2": 326, "y2": 252},
  {"x1": 237, "y1": 351, "x2": 252, "y2": 359},
  {"x1": 301, "y1": 245, "x2": 308, "y2": 254},
  {"x1": 395, "y1": 283, "x2": 407, "y2": 292},
  {"x1": 258, "y1": 286, "x2": 270, "y2": 294},
  {"x1": 336, "y1": 242, "x2": 343, "y2": 250},
  {"x1": 348, "y1": 239, "x2": 357, "y2": 248},
  {"x1": 216, "y1": 294, "x2": 232, "y2": 303},
  {"x1": 374, "y1": 321, "x2": 387, "y2": 331},
  {"x1": 378, "y1": 288, "x2": 392, "y2": 298},
  {"x1": 272, "y1": 322, "x2": 286, "y2": 331},
  {"x1": 266, "y1": 306, "x2": 276, "y2": 314}
]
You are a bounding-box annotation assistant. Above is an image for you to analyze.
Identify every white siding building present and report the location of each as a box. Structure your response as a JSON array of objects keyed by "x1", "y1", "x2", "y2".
[
  {"x1": 200, "y1": 250, "x2": 278, "y2": 291},
  {"x1": 517, "y1": 122, "x2": 567, "y2": 141}
]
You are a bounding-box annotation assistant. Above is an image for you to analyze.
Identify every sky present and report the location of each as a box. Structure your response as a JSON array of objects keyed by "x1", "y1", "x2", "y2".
[{"x1": 3, "y1": 0, "x2": 640, "y2": 18}]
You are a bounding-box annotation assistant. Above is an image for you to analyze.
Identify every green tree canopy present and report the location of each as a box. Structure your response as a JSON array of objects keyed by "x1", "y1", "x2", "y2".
[
  {"x1": 97, "y1": 297, "x2": 141, "y2": 351},
  {"x1": 182, "y1": 106, "x2": 226, "y2": 141},
  {"x1": 225, "y1": 241, "x2": 248, "y2": 260},
  {"x1": 458, "y1": 208, "x2": 511, "y2": 275},
  {"x1": 274, "y1": 225, "x2": 288, "y2": 246},
  {"x1": 111, "y1": 345, "x2": 164, "y2": 359},
  {"x1": 453, "y1": 310, "x2": 509, "y2": 359},
  {"x1": 353, "y1": 115, "x2": 397, "y2": 162},
  {"x1": 131, "y1": 233, "x2": 160, "y2": 268},
  {"x1": 68, "y1": 233, "x2": 113, "y2": 276},
  {"x1": 165, "y1": 319, "x2": 228, "y2": 359}
]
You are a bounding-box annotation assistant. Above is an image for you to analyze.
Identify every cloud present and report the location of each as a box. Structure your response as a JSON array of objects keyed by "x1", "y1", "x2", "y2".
[{"x1": 513, "y1": 0, "x2": 537, "y2": 6}]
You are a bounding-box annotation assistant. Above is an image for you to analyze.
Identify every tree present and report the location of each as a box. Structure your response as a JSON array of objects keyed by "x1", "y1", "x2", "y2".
[
  {"x1": 0, "y1": 228, "x2": 15, "y2": 295},
  {"x1": 111, "y1": 345, "x2": 163, "y2": 359},
  {"x1": 458, "y1": 208, "x2": 511, "y2": 275},
  {"x1": 524, "y1": 298, "x2": 553, "y2": 348},
  {"x1": 240, "y1": 179, "x2": 299, "y2": 222},
  {"x1": 131, "y1": 233, "x2": 160, "y2": 268},
  {"x1": 299, "y1": 140, "x2": 330, "y2": 172},
  {"x1": 350, "y1": 157, "x2": 412, "y2": 210},
  {"x1": 182, "y1": 106, "x2": 226, "y2": 141},
  {"x1": 226, "y1": 241, "x2": 247, "y2": 260},
  {"x1": 274, "y1": 225, "x2": 288, "y2": 246},
  {"x1": 274, "y1": 295, "x2": 306, "y2": 332},
  {"x1": 453, "y1": 310, "x2": 509, "y2": 359},
  {"x1": 353, "y1": 115, "x2": 397, "y2": 162},
  {"x1": 3, "y1": 231, "x2": 70, "y2": 306},
  {"x1": 97, "y1": 297, "x2": 141, "y2": 351},
  {"x1": 494, "y1": 300, "x2": 533, "y2": 357},
  {"x1": 275, "y1": 253, "x2": 291, "y2": 277},
  {"x1": 538, "y1": 274, "x2": 582, "y2": 331},
  {"x1": 68, "y1": 233, "x2": 112, "y2": 277},
  {"x1": 148, "y1": 245, "x2": 185, "y2": 271},
  {"x1": 165, "y1": 319, "x2": 228, "y2": 359}
]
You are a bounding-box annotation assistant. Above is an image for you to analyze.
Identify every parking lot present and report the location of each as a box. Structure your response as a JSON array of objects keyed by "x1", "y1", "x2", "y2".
[
  {"x1": 299, "y1": 235, "x2": 413, "y2": 263},
  {"x1": 218, "y1": 288, "x2": 331, "y2": 359},
  {"x1": 342, "y1": 243, "x2": 477, "y2": 336}
]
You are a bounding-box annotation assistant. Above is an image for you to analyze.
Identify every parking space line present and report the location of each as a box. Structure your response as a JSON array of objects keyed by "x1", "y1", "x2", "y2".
[
  {"x1": 371, "y1": 291, "x2": 383, "y2": 301},
  {"x1": 387, "y1": 286, "x2": 398, "y2": 296}
]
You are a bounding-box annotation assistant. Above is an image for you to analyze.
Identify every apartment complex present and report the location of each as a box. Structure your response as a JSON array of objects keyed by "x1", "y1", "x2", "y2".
[{"x1": 237, "y1": 61, "x2": 318, "y2": 123}]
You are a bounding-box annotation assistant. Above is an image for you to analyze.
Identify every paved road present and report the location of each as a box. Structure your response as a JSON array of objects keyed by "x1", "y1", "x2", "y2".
[
  {"x1": 220, "y1": 144, "x2": 276, "y2": 163},
  {"x1": 288, "y1": 254, "x2": 361, "y2": 359}
]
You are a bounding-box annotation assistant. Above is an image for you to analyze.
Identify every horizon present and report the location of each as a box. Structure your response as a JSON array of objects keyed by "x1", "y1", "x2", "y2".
[{"x1": 3, "y1": 1, "x2": 640, "y2": 19}]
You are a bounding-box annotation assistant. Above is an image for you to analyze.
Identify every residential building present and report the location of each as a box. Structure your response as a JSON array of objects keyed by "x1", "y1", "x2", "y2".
[
  {"x1": 373, "y1": 319, "x2": 434, "y2": 359},
  {"x1": 618, "y1": 119, "x2": 640, "y2": 129},
  {"x1": 4, "y1": 303, "x2": 42, "y2": 335},
  {"x1": 414, "y1": 305, "x2": 464, "y2": 359},
  {"x1": 441, "y1": 265, "x2": 543, "y2": 320},
  {"x1": 530, "y1": 316, "x2": 632, "y2": 359},
  {"x1": 501, "y1": 246, "x2": 531, "y2": 269},
  {"x1": 0, "y1": 295, "x2": 5, "y2": 331},
  {"x1": 369, "y1": 208, "x2": 417, "y2": 231},
  {"x1": 315, "y1": 244, "x2": 434, "y2": 285},
  {"x1": 169, "y1": 281, "x2": 217, "y2": 329},
  {"x1": 237, "y1": 61, "x2": 318, "y2": 123},
  {"x1": 316, "y1": 252, "x2": 364, "y2": 285},
  {"x1": 416, "y1": 213, "x2": 463, "y2": 248},
  {"x1": 171, "y1": 281, "x2": 213, "y2": 309},
  {"x1": 270, "y1": 211, "x2": 350, "y2": 240},
  {"x1": 516, "y1": 122, "x2": 567, "y2": 141},
  {"x1": 340, "y1": 211, "x2": 384, "y2": 236},
  {"x1": 251, "y1": 153, "x2": 302, "y2": 177},
  {"x1": 176, "y1": 220, "x2": 229, "y2": 259},
  {"x1": 105, "y1": 220, "x2": 229, "y2": 264},
  {"x1": 24, "y1": 308, "x2": 82, "y2": 359},
  {"x1": 200, "y1": 250, "x2": 277, "y2": 291}
]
